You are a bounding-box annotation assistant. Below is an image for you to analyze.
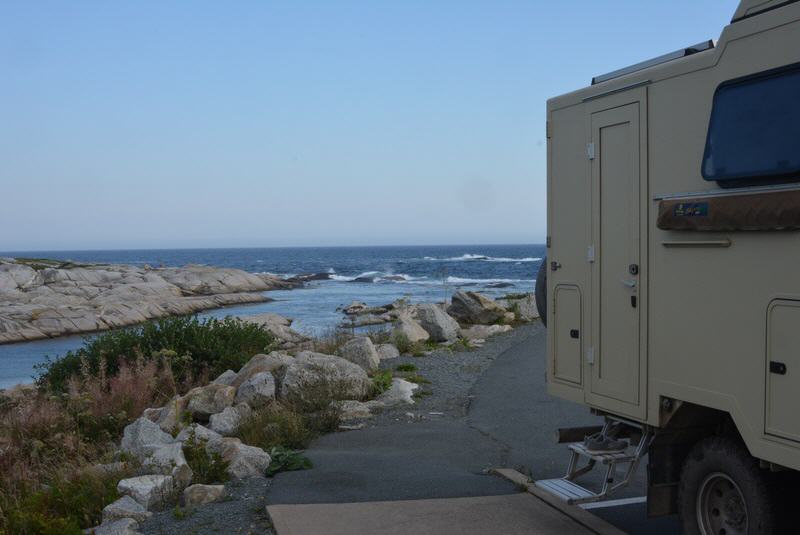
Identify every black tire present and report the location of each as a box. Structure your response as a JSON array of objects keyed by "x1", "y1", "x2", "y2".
[
  {"x1": 679, "y1": 436, "x2": 776, "y2": 535},
  {"x1": 535, "y1": 257, "x2": 547, "y2": 327}
]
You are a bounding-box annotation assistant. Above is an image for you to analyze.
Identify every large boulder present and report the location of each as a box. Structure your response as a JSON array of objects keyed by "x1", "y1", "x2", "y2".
[
  {"x1": 337, "y1": 337, "x2": 380, "y2": 372},
  {"x1": 117, "y1": 475, "x2": 174, "y2": 510},
  {"x1": 184, "y1": 384, "x2": 236, "y2": 420},
  {"x1": 391, "y1": 316, "x2": 429, "y2": 344},
  {"x1": 142, "y1": 396, "x2": 188, "y2": 434},
  {"x1": 142, "y1": 443, "x2": 193, "y2": 490},
  {"x1": 209, "y1": 403, "x2": 252, "y2": 436},
  {"x1": 375, "y1": 378, "x2": 418, "y2": 407},
  {"x1": 85, "y1": 518, "x2": 142, "y2": 535},
  {"x1": 459, "y1": 324, "x2": 513, "y2": 340},
  {"x1": 497, "y1": 294, "x2": 539, "y2": 321},
  {"x1": 447, "y1": 291, "x2": 507, "y2": 325},
  {"x1": 183, "y1": 484, "x2": 226, "y2": 507},
  {"x1": 220, "y1": 439, "x2": 271, "y2": 479},
  {"x1": 102, "y1": 495, "x2": 152, "y2": 524},
  {"x1": 212, "y1": 369, "x2": 237, "y2": 386},
  {"x1": 235, "y1": 372, "x2": 276, "y2": 407},
  {"x1": 415, "y1": 304, "x2": 460, "y2": 342},
  {"x1": 176, "y1": 424, "x2": 224, "y2": 454},
  {"x1": 376, "y1": 343, "x2": 400, "y2": 360},
  {"x1": 281, "y1": 351, "x2": 370, "y2": 402},
  {"x1": 232, "y1": 352, "x2": 293, "y2": 388},
  {"x1": 240, "y1": 313, "x2": 309, "y2": 348},
  {"x1": 120, "y1": 418, "x2": 174, "y2": 460}
]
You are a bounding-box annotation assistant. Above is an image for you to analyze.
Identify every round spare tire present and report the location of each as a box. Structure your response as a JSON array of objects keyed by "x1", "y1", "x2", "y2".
[{"x1": 535, "y1": 257, "x2": 547, "y2": 327}]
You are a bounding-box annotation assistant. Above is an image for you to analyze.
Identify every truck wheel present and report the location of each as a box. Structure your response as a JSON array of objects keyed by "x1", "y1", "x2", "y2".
[
  {"x1": 535, "y1": 257, "x2": 547, "y2": 327},
  {"x1": 679, "y1": 436, "x2": 775, "y2": 535}
]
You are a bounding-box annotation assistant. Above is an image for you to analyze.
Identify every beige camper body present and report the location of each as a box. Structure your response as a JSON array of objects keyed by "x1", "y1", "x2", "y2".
[{"x1": 546, "y1": 0, "x2": 800, "y2": 524}]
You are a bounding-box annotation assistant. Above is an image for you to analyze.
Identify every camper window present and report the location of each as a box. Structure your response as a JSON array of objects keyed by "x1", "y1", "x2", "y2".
[{"x1": 702, "y1": 64, "x2": 800, "y2": 185}]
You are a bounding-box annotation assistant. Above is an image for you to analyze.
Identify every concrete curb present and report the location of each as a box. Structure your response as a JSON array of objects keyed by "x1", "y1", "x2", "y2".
[{"x1": 491, "y1": 468, "x2": 627, "y2": 535}]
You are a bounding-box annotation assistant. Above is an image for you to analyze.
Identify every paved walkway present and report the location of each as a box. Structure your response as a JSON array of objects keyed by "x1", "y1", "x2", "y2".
[
  {"x1": 268, "y1": 492, "x2": 619, "y2": 535},
  {"x1": 266, "y1": 323, "x2": 680, "y2": 534}
]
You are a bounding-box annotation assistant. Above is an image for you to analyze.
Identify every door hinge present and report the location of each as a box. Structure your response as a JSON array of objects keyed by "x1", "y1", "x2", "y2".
[
  {"x1": 586, "y1": 347, "x2": 595, "y2": 365},
  {"x1": 587, "y1": 245, "x2": 595, "y2": 263},
  {"x1": 587, "y1": 142, "x2": 595, "y2": 160}
]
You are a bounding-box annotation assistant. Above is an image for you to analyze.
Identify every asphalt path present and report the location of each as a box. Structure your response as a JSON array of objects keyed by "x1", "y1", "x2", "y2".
[{"x1": 266, "y1": 323, "x2": 680, "y2": 534}]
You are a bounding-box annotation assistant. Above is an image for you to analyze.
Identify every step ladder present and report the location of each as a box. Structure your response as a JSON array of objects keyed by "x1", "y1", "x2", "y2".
[{"x1": 535, "y1": 418, "x2": 653, "y2": 505}]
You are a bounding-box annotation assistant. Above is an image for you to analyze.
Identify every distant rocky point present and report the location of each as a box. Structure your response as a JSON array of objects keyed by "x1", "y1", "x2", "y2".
[{"x1": 0, "y1": 258, "x2": 301, "y2": 344}]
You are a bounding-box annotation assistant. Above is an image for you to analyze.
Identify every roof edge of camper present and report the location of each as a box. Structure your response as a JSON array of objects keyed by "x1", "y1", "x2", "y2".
[{"x1": 591, "y1": 40, "x2": 715, "y2": 85}]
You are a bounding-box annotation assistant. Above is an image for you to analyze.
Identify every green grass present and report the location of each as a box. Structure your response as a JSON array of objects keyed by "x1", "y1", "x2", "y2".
[
  {"x1": 370, "y1": 370, "x2": 393, "y2": 397},
  {"x1": 37, "y1": 316, "x2": 276, "y2": 393},
  {"x1": 0, "y1": 468, "x2": 131, "y2": 535},
  {"x1": 403, "y1": 374, "x2": 431, "y2": 385},
  {"x1": 395, "y1": 364, "x2": 417, "y2": 372},
  {"x1": 501, "y1": 292, "x2": 530, "y2": 301}
]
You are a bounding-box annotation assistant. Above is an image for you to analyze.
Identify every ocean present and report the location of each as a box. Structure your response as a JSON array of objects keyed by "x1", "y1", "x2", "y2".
[{"x1": 0, "y1": 244, "x2": 544, "y2": 388}]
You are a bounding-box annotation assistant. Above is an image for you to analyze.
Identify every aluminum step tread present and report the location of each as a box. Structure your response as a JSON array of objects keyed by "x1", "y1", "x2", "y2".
[
  {"x1": 567, "y1": 442, "x2": 637, "y2": 464},
  {"x1": 535, "y1": 478, "x2": 596, "y2": 503}
]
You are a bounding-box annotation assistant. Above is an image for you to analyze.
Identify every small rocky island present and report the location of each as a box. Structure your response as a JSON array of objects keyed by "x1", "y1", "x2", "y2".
[{"x1": 0, "y1": 258, "x2": 300, "y2": 344}]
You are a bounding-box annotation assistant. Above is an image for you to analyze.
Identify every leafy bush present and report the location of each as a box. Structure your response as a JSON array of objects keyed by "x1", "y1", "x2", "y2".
[
  {"x1": 265, "y1": 446, "x2": 312, "y2": 476},
  {"x1": 182, "y1": 430, "x2": 230, "y2": 485},
  {"x1": 395, "y1": 364, "x2": 417, "y2": 372},
  {"x1": 390, "y1": 332, "x2": 412, "y2": 354},
  {"x1": 237, "y1": 403, "x2": 312, "y2": 451},
  {"x1": 38, "y1": 316, "x2": 275, "y2": 393}
]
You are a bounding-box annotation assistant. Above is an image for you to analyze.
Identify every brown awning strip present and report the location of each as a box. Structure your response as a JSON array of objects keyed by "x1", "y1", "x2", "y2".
[{"x1": 657, "y1": 189, "x2": 800, "y2": 231}]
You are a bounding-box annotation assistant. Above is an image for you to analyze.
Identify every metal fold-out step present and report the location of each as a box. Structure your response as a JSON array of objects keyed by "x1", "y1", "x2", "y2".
[{"x1": 534, "y1": 418, "x2": 653, "y2": 505}]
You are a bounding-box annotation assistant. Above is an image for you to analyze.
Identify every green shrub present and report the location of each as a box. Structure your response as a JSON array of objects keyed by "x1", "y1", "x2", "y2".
[
  {"x1": 395, "y1": 363, "x2": 417, "y2": 372},
  {"x1": 237, "y1": 403, "x2": 312, "y2": 451},
  {"x1": 390, "y1": 332, "x2": 412, "y2": 354},
  {"x1": 182, "y1": 430, "x2": 230, "y2": 485},
  {"x1": 265, "y1": 446, "x2": 312, "y2": 476},
  {"x1": 38, "y1": 316, "x2": 275, "y2": 393},
  {"x1": 0, "y1": 468, "x2": 128, "y2": 535},
  {"x1": 404, "y1": 374, "x2": 431, "y2": 385},
  {"x1": 370, "y1": 370, "x2": 393, "y2": 397}
]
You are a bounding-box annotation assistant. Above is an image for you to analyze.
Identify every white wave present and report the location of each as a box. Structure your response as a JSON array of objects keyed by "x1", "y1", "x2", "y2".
[
  {"x1": 327, "y1": 267, "x2": 336, "y2": 274},
  {"x1": 445, "y1": 276, "x2": 533, "y2": 285},
  {"x1": 330, "y1": 270, "x2": 381, "y2": 282},
  {"x1": 423, "y1": 254, "x2": 541, "y2": 263}
]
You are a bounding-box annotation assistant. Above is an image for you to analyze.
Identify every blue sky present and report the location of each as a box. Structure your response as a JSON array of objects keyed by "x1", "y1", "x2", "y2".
[{"x1": 1, "y1": 0, "x2": 737, "y2": 251}]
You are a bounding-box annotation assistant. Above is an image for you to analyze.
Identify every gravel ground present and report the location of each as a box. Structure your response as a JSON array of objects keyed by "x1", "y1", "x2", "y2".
[{"x1": 140, "y1": 323, "x2": 535, "y2": 535}]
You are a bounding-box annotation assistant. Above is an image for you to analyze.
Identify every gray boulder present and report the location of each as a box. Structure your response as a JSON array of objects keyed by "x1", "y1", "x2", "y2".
[
  {"x1": 117, "y1": 475, "x2": 174, "y2": 509},
  {"x1": 176, "y1": 424, "x2": 224, "y2": 454},
  {"x1": 84, "y1": 518, "x2": 142, "y2": 535},
  {"x1": 232, "y1": 352, "x2": 293, "y2": 388},
  {"x1": 415, "y1": 304, "x2": 460, "y2": 342},
  {"x1": 212, "y1": 369, "x2": 237, "y2": 386},
  {"x1": 376, "y1": 378, "x2": 418, "y2": 407},
  {"x1": 281, "y1": 351, "x2": 370, "y2": 402},
  {"x1": 497, "y1": 294, "x2": 539, "y2": 321},
  {"x1": 120, "y1": 417, "x2": 174, "y2": 460},
  {"x1": 447, "y1": 291, "x2": 507, "y2": 324},
  {"x1": 142, "y1": 442, "x2": 193, "y2": 490},
  {"x1": 459, "y1": 324, "x2": 512, "y2": 340},
  {"x1": 336, "y1": 400, "x2": 373, "y2": 420},
  {"x1": 209, "y1": 403, "x2": 252, "y2": 436},
  {"x1": 376, "y1": 343, "x2": 400, "y2": 360},
  {"x1": 102, "y1": 495, "x2": 152, "y2": 524},
  {"x1": 220, "y1": 439, "x2": 271, "y2": 479},
  {"x1": 337, "y1": 337, "x2": 380, "y2": 372},
  {"x1": 184, "y1": 384, "x2": 236, "y2": 419},
  {"x1": 392, "y1": 316, "x2": 429, "y2": 344},
  {"x1": 183, "y1": 484, "x2": 226, "y2": 507},
  {"x1": 234, "y1": 372, "x2": 275, "y2": 407}
]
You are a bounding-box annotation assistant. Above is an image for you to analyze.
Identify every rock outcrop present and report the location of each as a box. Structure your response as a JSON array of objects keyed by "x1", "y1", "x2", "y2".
[
  {"x1": 415, "y1": 304, "x2": 460, "y2": 342},
  {"x1": 0, "y1": 259, "x2": 300, "y2": 344},
  {"x1": 392, "y1": 316, "x2": 429, "y2": 344},
  {"x1": 337, "y1": 337, "x2": 380, "y2": 372},
  {"x1": 281, "y1": 351, "x2": 371, "y2": 402},
  {"x1": 447, "y1": 291, "x2": 507, "y2": 325}
]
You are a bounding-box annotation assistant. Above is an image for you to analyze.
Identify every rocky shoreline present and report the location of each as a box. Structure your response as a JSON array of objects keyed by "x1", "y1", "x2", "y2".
[{"x1": 0, "y1": 258, "x2": 302, "y2": 344}]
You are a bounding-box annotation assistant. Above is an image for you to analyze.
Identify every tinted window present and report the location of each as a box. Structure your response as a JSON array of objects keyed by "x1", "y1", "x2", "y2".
[{"x1": 702, "y1": 65, "x2": 800, "y2": 183}]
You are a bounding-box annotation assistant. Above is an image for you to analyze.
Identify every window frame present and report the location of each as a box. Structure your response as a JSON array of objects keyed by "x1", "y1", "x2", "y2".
[{"x1": 701, "y1": 61, "x2": 800, "y2": 188}]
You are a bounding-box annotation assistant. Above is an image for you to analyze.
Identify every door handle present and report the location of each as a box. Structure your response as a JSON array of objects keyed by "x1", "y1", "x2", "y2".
[{"x1": 620, "y1": 279, "x2": 637, "y2": 289}]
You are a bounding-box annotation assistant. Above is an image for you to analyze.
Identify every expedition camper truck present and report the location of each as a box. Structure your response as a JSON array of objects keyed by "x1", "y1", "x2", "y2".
[{"x1": 540, "y1": 1, "x2": 800, "y2": 533}]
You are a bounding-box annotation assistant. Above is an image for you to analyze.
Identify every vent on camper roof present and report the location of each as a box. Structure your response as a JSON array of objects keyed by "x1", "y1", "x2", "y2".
[{"x1": 591, "y1": 40, "x2": 715, "y2": 85}]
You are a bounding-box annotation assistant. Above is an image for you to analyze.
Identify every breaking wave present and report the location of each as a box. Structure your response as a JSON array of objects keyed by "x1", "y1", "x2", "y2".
[{"x1": 423, "y1": 254, "x2": 541, "y2": 263}]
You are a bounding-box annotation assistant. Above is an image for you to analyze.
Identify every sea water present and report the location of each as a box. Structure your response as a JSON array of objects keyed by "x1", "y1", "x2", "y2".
[{"x1": 0, "y1": 244, "x2": 543, "y2": 388}]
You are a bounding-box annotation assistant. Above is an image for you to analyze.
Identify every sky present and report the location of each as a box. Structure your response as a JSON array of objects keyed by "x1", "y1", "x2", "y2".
[{"x1": 0, "y1": 0, "x2": 738, "y2": 251}]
